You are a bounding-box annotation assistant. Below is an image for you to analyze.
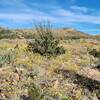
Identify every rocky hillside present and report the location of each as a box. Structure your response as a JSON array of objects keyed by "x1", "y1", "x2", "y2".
[
  {"x1": 0, "y1": 27, "x2": 92, "y2": 39},
  {"x1": 54, "y1": 28, "x2": 90, "y2": 39}
]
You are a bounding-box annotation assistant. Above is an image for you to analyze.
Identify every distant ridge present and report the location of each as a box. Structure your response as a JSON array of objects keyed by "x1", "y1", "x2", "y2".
[
  {"x1": 54, "y1": 28, "x2": 91, "y2": 39},
  {"x1": 0, "y1": 26, "x2": 99, "y2": 39}
]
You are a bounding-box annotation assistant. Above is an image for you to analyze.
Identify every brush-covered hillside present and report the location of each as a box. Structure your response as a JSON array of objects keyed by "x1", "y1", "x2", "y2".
[
  {"x1": 0, "y1": 27, "x2": 91, "y2": 39},
  {"x1": 0, "y1": 25, "x2": 100, "y2": 100},
  {"x1": 54, "y1": 28, "x2": 91, "y2": 39},
  {"x1": 93, "y1": 35, "x2": 100, "y2": 40}
]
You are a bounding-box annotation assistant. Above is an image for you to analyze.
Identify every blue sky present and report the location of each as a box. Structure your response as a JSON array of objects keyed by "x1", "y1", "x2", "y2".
[{"x1": 0, "y1": 0, "x2": 100, "y2": 35}]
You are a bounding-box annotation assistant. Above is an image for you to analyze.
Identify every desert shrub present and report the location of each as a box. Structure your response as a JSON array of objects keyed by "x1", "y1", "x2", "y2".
[
  {"x1": 0, "y1": 28, "x2": 21, "y2": 39},
  {"x1": 0, "y1": 29, "x2": 12, "y2": 39},
  {"x1": 28, "y1": 83, "x2": 44, "y2": 100},
  {"x1": 89, "y1": 49, "x2": 100, "y2": 58},
  {"x1": 0, "y1": 29, "x2": 11, "y2": 34},
  {"x1": 0, "y1": 33, "x2": 19, "y2": 39},
  {"x1": 27, "y1": 23, "x2": 65, "y2": 57},
  {"x1": 65, "y1": 36, "x2": 80, "y2": 40},
  {"x1": 0, "y1": 50, "x2": 16, "y2": 67}
]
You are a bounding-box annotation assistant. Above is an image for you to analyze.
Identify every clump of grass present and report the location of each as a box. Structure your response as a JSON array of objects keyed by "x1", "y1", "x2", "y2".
[
  {"x1": 27, "y1": 23, "x2": 65, "y2": 57},
  {"x1": 28, "y1": 83, "x2": 44, "y2": 100},
  {"x1": 0, "y1": 49, "x2": 16, "y2": 67}
]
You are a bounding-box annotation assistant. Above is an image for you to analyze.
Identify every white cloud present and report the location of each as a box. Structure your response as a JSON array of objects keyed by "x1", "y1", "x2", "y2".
[
  {"x1": 0, "y1": 12, "x2": 56, "y2": 23},
  {"x1": 70, "y1": 5, "x2": 93, "y2": 13},
  {"x1": 50, "y1": 8, "x2": 100, "y2": 24},
  {"x1": 0, "y1": 7, "x2": 100, "y2": 25},
  {"x1": 0, "y1": 0, "x2": 100, "y2": 25},
  {"x1": 69, "y1": 0, "x2": 76, "y2": 4},
  {"x1": 52, "y1": 9, "x2": 74, "y2": 16}
]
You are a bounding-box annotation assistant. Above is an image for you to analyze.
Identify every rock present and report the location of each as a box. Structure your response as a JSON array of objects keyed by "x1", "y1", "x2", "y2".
[
  {"x1": 77, "y1": 67, "x2": 100, "y2": 82},
  {"x1": 53, "y1": 80, "x2": 59, "y2": 90},
  {"x1": 13, "y1": 73, "x2": 20, "y2": 81}
]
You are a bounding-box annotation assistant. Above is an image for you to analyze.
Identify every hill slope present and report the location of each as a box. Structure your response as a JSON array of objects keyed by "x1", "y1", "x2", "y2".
[
  {"x1": 0, "y1": 27, "x2": 92, "y2": 39},
  {"x1": 54, "y1": 28, "x2": 90, "y2": 39}
]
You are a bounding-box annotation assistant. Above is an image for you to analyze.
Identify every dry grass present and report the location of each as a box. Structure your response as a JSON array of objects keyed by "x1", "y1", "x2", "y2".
[{"x1": 0, "y1": 38, "x2": 100, "y2": 99}]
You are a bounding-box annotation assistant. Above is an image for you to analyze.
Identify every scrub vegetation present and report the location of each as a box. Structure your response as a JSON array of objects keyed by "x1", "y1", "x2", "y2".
[{"x1": 0, "y1": 23, "x2": 100, "y2": 100}]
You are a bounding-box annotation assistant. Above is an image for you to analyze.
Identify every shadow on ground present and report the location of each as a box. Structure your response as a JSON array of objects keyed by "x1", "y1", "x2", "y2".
[{"x1": 54, "y1": 69, "x2": 100, "y2": 99}]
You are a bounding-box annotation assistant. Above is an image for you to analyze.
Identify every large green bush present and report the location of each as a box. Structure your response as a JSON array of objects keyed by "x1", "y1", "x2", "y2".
[
  {"x1": 0, "y1": 29, "x2": 19, "y2": 39},
  {"x1": 27, "y1": 23, "x2": 65, "y2": 57},
  {"x1": 89, "y1": 49, "x2": 100, "y2": 58}
]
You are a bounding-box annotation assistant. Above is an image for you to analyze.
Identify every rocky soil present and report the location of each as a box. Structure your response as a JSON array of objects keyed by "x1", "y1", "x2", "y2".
[{"x1": 0, "y1": 39, "x2": 100, "y2": 100}]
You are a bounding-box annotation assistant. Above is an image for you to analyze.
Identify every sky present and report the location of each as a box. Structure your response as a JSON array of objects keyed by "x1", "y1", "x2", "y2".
[{"x1": 0, "y1": 0, "x2": 100, "y2": 35}]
